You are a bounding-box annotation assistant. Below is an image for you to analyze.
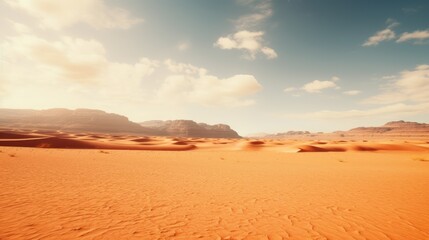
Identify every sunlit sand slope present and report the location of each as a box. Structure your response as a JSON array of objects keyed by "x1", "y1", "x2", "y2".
[{"x1": 1, "y1": 147, "x2": 428, "y2": 239}]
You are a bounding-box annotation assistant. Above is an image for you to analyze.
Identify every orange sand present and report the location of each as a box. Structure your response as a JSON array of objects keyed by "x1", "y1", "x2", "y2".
[{"x1": 1, "y1": 130, "x2": 429, "y2": 239}]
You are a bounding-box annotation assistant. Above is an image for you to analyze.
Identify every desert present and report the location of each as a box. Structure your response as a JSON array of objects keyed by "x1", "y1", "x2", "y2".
[
  {"x1": 2, "y1": 0, "x2": 429, "y2": 239},
  {"x1": 1, "y1": 123, "x2": 429, "y2": 239}
]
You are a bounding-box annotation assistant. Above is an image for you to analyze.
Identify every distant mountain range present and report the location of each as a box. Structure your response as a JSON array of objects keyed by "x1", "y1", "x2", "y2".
[
  {"x1": 0, "y1": 108, "x2": 427, "y2": 139},
  {"x1": 342, "y1": 121, "x2": 429, "y2": 138},
  {"x1": 253, "y1": 121, "x2": 429, "y2": 139},
  {"x1": 0, "y1": 108, "x2": 241, "y2": 138}
]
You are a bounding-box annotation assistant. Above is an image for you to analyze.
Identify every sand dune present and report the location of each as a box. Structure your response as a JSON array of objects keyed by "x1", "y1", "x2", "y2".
[
  {"x1": 1, "y1": 129, "x2": 429, "y2": 239},
  {"x1": 0, "y1": 130, "x2": 197, "y2": 151},
  {"x1": 1, "y1": 147, "x2": 428, "y2": 239},
  {"x1": 1, "y1": 129, "x2": 429, "y2": 153}
]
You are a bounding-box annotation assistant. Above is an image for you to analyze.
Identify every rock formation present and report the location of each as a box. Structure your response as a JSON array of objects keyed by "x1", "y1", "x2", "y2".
[
  {"x1": 0, "y1": 108, "x2": 159, "y2": 135},
  {"x1": 140, "y1": 120, "x2": 241, "y2": 138},
  {"x1": 346, "y1": 120, "x2": 429, "y2": 138},
  {"x1": 0, "y1": 108, "x2": 241, "y2": 138}
]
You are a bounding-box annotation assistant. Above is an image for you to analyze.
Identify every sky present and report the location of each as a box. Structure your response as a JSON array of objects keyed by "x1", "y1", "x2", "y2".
[{"x1": 0, "y1": 0, "x2": 428, "y2": 135}]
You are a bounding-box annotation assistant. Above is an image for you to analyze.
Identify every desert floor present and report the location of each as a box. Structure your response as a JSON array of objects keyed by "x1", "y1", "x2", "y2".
[{"x1": 0, "y1": 130, "x2": 429, "y2": 239}]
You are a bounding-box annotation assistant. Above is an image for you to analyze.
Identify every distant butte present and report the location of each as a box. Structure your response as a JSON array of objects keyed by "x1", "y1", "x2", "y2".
[
  {"x1": 139, "y1": 120, "x2": 241, "y2": 138},
  {"x1": 252, "y1": 120, "x2": 429, "y2": 139}
]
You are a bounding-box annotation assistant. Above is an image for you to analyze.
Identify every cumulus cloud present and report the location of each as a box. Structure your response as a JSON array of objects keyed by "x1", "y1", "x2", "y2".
[
  {"x1": 301, "y1": 76, "x2": 340, "y2": 93},
  {"x1": 362, "y1": 19, "x2": 398, "y2": 47},
  {"x1": 214, "y1": 0, "x2": 277, "y2": 60},
  {"x1": 157, "y1": 60, "x2": 263, "y2": 107},
  {"x1": 343, "y1": 90, "x2": 361, "y2": 96},
  {"x1": 302, "y1": 80, "x2": 337, "y2": 93},
  {"x1": 1, "y1": 33, "x2": 262, "y2": 110},
  {"x1": 261, "y1": 46, "x2": 278, "y2": 59},
  {"x1": 397, "y1": 30, "x2": 429, "y2": 43},
  {"x1": 164, "y1": 59, "x2": 206, "y2": 76},
  {"x1": 215, "y1": 30, "x2": 277, "y2": 59},
  {"x1": 0, "y1": 32, "x2": 159, "y2": 111},
  {"x1": 3, "y1": 34, "x2": 107, "y2": 82},
  {"x1": 3, "y1": 34, "x2": 158, "y2": 84},
  {"x1": 288, "y1": 65, "x2": 429, "y2": 120},
  {"x1": 4, "y1": 0, "x2": 142, "y2": 30},
  {"x1": 365, "y1": 64, "x2": 429, "y2": 104}
]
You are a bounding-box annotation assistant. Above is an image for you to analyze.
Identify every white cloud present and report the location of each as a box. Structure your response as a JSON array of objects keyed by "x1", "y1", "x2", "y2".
[
  {"x1": 0, "y1": 33, "x2": 262, "y2": 110},
  {"x1": 215, "y1": 0, "x2": 277, "y2": 60},
  {"x1": 365, "y1": 65, "x2": 429, "y2": 104},
  {"x1": 4, "y1": 0, "x2": 142, "y2": 30},
  {"x1": 362, "y1": 19, "x2": 398, "y2": 47},
  {"x1": 215, "y1": 30, "x2": 277, "y2": 59},
  {"x1": 363, "y1": 29, "x2": 396, "y2": 47},
  {"x1": 157, "y1": 60, "x2": 263, "y2": 107},
  {"x1": 301, "y1": 76, "x2": 340, "y2": 93},
  {"x1": 285, "y1": 76, "x2": 340, "y2": 94},
  {"x1": 343, "y1": 90, "x2": 361, "y2": 96},
  {"x1": 397, "y1": 30, "x2": 429, "y2": 43},
  {"x1": 261, "y1": 46, "x2": 278, "y2": 59},
  {"x1": 164, "y1": 59, "x2": 207, "y2": 76},
  {"x1": 2, "y1": 34, "x2": 107, "y2": 82},
  {"x1": 0, "y1": 33, "x2": 158, "y2": 110},
  {"x1": 302, "y1": 80, "x2": 337, "y2": 93},
  {"x1": 286, "y1": 64, "x2": 429, "y2": 120}
]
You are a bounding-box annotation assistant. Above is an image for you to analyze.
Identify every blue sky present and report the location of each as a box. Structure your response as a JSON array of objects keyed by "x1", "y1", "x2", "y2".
[{"x1": 0, "y1": 0, "x2": 428, "y2": 135}]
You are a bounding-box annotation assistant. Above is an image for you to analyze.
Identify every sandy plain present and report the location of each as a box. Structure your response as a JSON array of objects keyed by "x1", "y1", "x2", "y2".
[{"x1": 0, "y1": 129, "x2": 429, "y2": 239}]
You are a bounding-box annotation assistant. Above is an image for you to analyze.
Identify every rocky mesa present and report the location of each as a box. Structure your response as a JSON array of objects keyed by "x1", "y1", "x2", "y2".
[
  {"x1": 140, "y1": 120, "x2": 241, "y2": 138},
  {"x1": 345, "y1": 120, "x2": 429, "y2": 138},
  {"x1": 0, "y1": 108, "x2": 160, "y2": 135},
  {"x1": 251, "y1": 120, "x2": 429, "y2": 140},
  {"x1": 0, "y1": 108, "x2": 241, "y2": 138}
]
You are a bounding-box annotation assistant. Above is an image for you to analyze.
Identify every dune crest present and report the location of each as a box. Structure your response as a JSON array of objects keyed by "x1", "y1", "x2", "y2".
[{"x1": 1, "y1": 129, "x2": 429, "y2": 153}]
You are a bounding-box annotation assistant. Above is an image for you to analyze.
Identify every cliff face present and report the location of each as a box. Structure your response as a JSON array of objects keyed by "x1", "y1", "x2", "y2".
[
  {"x1": 0, "y1": 108, "x2": 159, "y2": 135},
  {"x1": 346, "y1": 121, "x2": 429, "y2": 137},
  {"x1": 383, "y1": 120, "x2": 429, "y2": 129},
  {"x1": 249, "y1": 121, "x2": 429, "y2": 139},
  {"x1": 140, "y1": 120, "x2": 241, "y2": 138},
  {"x1": 0, "y1": 109, "x2": 241, "y2": 138}
]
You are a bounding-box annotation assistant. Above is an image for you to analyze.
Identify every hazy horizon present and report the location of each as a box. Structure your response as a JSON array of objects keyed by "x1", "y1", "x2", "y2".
[{"x1": 1, "y1": 0, "x2": 428, "y2": 135}]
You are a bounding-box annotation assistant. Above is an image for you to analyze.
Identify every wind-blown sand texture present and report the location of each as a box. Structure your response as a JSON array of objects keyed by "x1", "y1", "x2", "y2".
[{"x1": 1, "y1": 129, "x2": 429, "y2": 239}]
